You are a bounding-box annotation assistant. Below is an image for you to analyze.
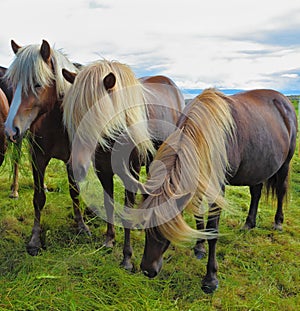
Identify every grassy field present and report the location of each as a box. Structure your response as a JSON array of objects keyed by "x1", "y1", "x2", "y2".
[{"x1": 0, "y1": 106, "x2": 299, "y2": 310}]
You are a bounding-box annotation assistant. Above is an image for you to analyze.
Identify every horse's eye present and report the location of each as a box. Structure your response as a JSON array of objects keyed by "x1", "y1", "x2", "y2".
[{"x1": 34, "y1": 83, "x2": 42, "y2": 89}]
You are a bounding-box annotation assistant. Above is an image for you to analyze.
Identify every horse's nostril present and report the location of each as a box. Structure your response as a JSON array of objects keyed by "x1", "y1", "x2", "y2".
[
  {"x1": 12, "y1": 127, "x2": 20, "y2": 142},
  {"x1": 143, "y1": 269, "x2": 158, "y2": 278},
  {"x1": 143, "y1": 270, "x2": 149, "y2": 276}
]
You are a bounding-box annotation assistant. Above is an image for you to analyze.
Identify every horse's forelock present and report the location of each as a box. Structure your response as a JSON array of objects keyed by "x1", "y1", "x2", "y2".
[
  {"x1": 63, "y1": 60, "x2": 155, "y2": 160},
  {"x1": 5, "y1": 44, "x2": 76, "y2": 98}
]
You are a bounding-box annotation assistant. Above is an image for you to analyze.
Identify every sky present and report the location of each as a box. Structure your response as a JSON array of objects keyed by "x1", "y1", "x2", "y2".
[{"x1": 1, "y1": 0, "x2": 300, "y2": 96}]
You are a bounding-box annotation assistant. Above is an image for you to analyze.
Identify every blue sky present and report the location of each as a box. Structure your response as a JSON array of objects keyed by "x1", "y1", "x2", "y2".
[{"x1": 1, "y1": 0, "x2": 300, "y2": 96}]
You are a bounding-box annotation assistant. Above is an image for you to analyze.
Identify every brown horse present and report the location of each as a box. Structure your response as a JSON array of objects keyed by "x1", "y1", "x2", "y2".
[
  {"x1": 62, "y1": 60, "x2": 185, "y2": 269},
  {"x1": 137, "y1": 88, "x2": 297, "y2": 293},
  {"x1": 0, "y1": 88, "x2": 9, "y2": 166},
  {"x1": 0, "y1": 66, "x2": 20, "y2": 198},
  {"x1": 4, "y1": 40, "x2": 90, "y2": 255}
]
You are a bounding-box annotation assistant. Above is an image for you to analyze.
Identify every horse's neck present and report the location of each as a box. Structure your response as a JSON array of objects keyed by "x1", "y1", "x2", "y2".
[
  {"x1": 31, "y1": 99, "x2": 64, "y2": 133},
  {"x1": 0, "y1": 79, "x2": 13, "y2": 104}
]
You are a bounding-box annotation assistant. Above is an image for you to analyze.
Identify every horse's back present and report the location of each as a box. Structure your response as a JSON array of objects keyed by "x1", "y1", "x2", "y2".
[
  {"x1": 0, "y1": 66, "x2": 13, "y2": 104},
  {"x1": 0, "y1": 88, "x2": 9, "y2": 159},
  {"x1": 141, "y1": 75, "x2": 185, "y2": 142},
  {"x1": 0, "y1": 88, "x2": 9, "y2": 122},
  {"x1": 227, "y1": 89, "x2": 297, "y2": 186}
]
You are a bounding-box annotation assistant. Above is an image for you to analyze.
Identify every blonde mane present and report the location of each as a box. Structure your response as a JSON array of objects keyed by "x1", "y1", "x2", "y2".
[
  {"x1": 139, "y1": 89, "x2": 236, "y2": 243},
  {"x1": 63, "y1": 60, "x2": 155, "y2": 160},
  {"x1": 5, "y1": 43, "x2": 77, "y2": 98}
]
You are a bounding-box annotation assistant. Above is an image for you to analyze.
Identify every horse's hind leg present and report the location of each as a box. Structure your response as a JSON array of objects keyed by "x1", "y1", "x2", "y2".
[
  {"x1": 243, "y1": 183, "x2": 263, "y2": 230},
  {"x1": 273, "y1": 162, "x2": 290, "y2": 231},
  {"x1": 66, "y1": 163, "x2": 90, "y2": 235},
  {"x1": 201, "y1": 204, "x2": 221, "y2": 294},
  {"x1": 9, "y1": 141, "x2": 22, "y2": 199}
]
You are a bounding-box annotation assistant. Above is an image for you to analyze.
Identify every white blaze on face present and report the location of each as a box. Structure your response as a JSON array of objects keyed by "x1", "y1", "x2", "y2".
[{"x1": 5, "y1": 82, "x2": 22, "y2": 140}]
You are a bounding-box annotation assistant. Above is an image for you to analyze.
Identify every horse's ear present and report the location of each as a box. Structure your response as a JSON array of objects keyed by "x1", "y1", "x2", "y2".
[
  {"x1": 62, "y1": 68, "x2": 77, "y2": 84},
  {"x1": 40, "y1": 40, "x2": 51, "y2": 63},
  {"x1": 103, "y1": 72, "x2": 116, "y2": 91},
  {"x1": 11, "y1": 40, "x2": 21, "y2": 54}
]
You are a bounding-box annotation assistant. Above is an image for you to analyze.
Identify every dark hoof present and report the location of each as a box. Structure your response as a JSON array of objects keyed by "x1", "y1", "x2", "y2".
[
  {"x1": 103, "y1": 238, "x2": 115, "y2": 249},
  {"x1": 26, "y1": 245, "x2": 40, "y2": 256},
  {"x1": 241, "y1": 223, "x2": 255, "y2": 230},
  {"x1": 120, "y1": 260, "x2": 134, "y2": 272},
  {"x1": 78, "y1": 225, "x2": 92, "y2": 236},
  {"x1": 194, "y1": 248, "x2": 206, "y2": 260},
  {"x1": 201, "y1": 278, "x2": 218, "y2": 294},
  {"x1": 273, "y1": 223, "x2": 283, "y2": 231}
]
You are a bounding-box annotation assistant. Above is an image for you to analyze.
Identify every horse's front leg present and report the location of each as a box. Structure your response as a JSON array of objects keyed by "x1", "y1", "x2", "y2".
[
  {"x1": 120, "y1": 158, "x2": 141, "y2": 271},
  {"x1": 201, "y1": 204, "x2": 221, "y2": 294},
  {"x1": 121, "y1": 190, "x2": 135, "y2": 271},
  {"x1": 27, "y1": 154, "x2": 49, "y2": 256},
  {"x1": 97, "y1": 171, "x2": 115, "y2": 248},
  {"x1": 66, "y1": 162, "x2": 90, "y2": 235}
]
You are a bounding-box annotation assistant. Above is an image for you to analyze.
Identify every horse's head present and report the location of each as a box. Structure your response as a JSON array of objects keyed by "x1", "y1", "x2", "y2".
[
  {"x1": 4, "y1": 40, "x2": 57, "y2": 142},
  {"x1": 4, "y1": 40, "x2": 76, "y2": 143},
  {"x1": 62, "y1": 60, "x2": 156, "y2": 181},
  {"x1": 62, "y1": 67, "x2": 118, "y2": 182},
  {"x1": 141, "y1": 227, "x2": 170, "y2": 278}
]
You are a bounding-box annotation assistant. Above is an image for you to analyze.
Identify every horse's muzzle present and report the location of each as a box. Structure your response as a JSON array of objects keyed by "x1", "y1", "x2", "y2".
[
  {"x1": 140, "y1": 257, "x2": 163, "y2": 279},
  {"x1": 5, "y1": 126, "x2": 21, "y2": 143}
]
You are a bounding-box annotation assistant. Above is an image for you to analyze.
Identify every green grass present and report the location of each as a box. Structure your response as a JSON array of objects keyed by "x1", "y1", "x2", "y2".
[{"x1": 0, "y1": 103, "x2": 299, "y2": 310}]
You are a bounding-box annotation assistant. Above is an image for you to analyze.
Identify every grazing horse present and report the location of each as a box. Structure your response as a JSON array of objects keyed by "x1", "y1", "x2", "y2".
[
  {"x1": 0, "y1": 66, "x2": 20, "y2": 198},
  {"x1": 0, "y1": 88, "x2": 9, "y2": 166},
  {"x1": 4, "y1": 40, "x2": 90, "y2": 255},
  {"x1": 62, "y1": 60, "x2": 185, "y2": 269},
  {"x1": 137, "y1": 88, "x2": 297, "y2": 293}
]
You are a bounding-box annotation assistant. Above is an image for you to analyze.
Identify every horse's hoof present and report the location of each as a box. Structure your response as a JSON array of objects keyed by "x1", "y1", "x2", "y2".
[
  {"x1": 9, "y1": 192, "x2": 19, "y2": 199},
  {"x1": 273, "y1": 223, "x2": 283, "y2": 231},
  {"x1": 103, "y1": 240, "x2": 114, "y2": 249},
  {"x1": 121, "y1": 260, "x2": 133, "y2": 272},
  {"x1": 241, "y1": 223, "x2": 255, "y2": 230},
  {"x1": 194, "y1": 248, "x2": 206, "y2": 260},
  {"x1": 103, "y1": 235, "x2": 115, "y2": 248},
  {"x1": 26, "y1": 245, "x2": 40, "y2": 256},
  {"x1": 78, "y1": 225, "x2": 91, "y2": 236},
  {"x1": 201, "y1": 279, "x2": 219, "y2": 294}
]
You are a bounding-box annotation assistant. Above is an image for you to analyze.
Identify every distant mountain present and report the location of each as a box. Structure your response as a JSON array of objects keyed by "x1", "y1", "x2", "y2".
[{"x1": 182, "y1": 89, "x2": 300, "y2": 100}]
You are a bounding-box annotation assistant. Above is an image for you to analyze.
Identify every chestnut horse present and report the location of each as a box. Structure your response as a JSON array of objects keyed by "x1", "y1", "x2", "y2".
[
  {"x1": 4, "y1": 40, "x2": 90, "y2": 255},
  {"x1": 137, "y1": 88, "x2": 297, "y2": 293},
  {"x1": 0, "y1": 88, "x2": 9, "y2": 166},
  {"x1": 0, "y1": 66, "x2": 20, "y2": 198},
  {"x1": 62, "y1": 60, "x2": 185, "y2": 269}
]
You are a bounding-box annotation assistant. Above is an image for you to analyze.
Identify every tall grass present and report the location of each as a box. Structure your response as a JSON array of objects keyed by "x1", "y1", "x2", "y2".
[{"x1": 0, "y1": 101, "x2": 299, "y2": 310}]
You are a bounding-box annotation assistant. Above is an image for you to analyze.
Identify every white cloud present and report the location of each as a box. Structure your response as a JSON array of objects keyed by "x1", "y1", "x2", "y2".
[{"x1": 1, "y1": 0, "x2": 300, "y2": 93}]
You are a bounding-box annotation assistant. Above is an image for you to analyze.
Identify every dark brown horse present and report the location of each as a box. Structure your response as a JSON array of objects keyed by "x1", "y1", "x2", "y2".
[
  {"x1": 137, "y1": 88, "x2": 297, "y2": 293},
  {"x1": 4, "y1": 40, "x2": 90, "y2": 255},
  {"x1": 62, "y1": 59, "x2": 185, "y2": 269},
  {"x1": 0, "y1": 65, "x2": 20, "y2": 198}
]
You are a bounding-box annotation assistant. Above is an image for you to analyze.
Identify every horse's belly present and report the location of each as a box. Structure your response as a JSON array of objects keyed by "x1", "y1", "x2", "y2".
[{"x1": 228, "y1": 146, "x2": 287, "y2": 186}]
